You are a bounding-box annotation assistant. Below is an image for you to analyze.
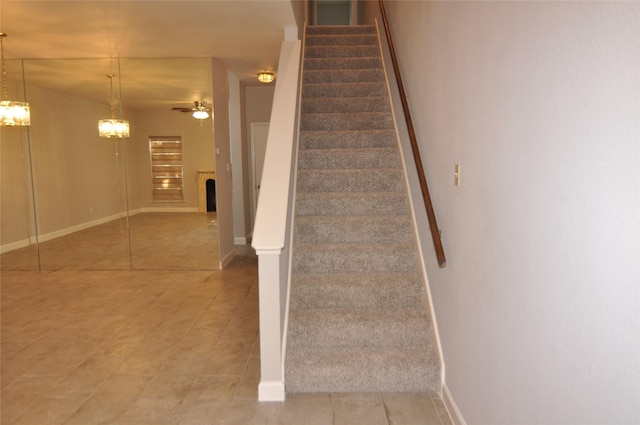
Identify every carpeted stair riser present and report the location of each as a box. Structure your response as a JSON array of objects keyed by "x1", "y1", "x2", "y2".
[
  {"x1": 289, "y1": 273, "x2": 424, "y2": 309},
  {"x1": 295, "y1": 215, "x2": 413, "y2": 245},
  {"x1": 298, "y1": 147, "x2": 399, "y2": 170},
  {"x1": 305, "y1": 45, "x2": 380, "y2": 59},
  {"x1": 292, "y1": 244, "x2": 417, "y2": 274},
  {"x1": 295, "y1": 192, "x2": 409, "y2": 217},
  {"x1": 288, "y1": 309, "x2": 432, "y2": 348},
  {"x1": 303, "y1": 69, "x2": 384, "y2": 84},
  {"x1": 304, "y1": 57, "x2": 382, "y2": 71},
  {"x1": 306, "y1": 25, "x2": 377, "y2": 35},
  {"x1": 300, "y1": 129, "x2": 397, "y2": 150},
  {"x1": 302, "y1": 97, "x2": 388, "y2": 114},
  {"x1": 286, "y1": 346, "x2": 440, "y2": 393},
  {"x1": 286, "y1": 25, "x2": 440, "y2": 395},
  {"x1": 297, "y1": 169, "x2": 404, "y2": 193}
]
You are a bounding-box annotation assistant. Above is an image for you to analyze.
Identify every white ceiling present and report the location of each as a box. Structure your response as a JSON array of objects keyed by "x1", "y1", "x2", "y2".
[{"x1": 0, "y1": 1, "x2": 302, "y2": 110}]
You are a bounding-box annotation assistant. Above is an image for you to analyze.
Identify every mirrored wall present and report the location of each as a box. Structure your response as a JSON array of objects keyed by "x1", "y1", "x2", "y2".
[{"x1": 1, "y1": 58, "x2": 219, "y2": 271}]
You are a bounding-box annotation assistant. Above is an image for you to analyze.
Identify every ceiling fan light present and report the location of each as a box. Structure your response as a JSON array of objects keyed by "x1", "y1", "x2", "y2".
[
  {"x1": 257, "y1": 72, "x2": 275, "y2": 84},
  {"x1": 192, "y1": 109, "x2": 209, "y2": 120}
]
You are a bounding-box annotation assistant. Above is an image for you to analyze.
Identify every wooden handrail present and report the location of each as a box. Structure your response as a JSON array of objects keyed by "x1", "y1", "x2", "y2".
[{"x1": 378, "y1": 0, "x2": 446, "y2": 268}]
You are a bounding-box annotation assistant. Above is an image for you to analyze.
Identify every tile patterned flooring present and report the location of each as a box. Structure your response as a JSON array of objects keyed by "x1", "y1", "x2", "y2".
[
  {"x1": 2, "y1": 243, "x2": 453, "y2": 424},
  {"x1": 1, "y1": 212, "x2": 220, "y2": 271}
]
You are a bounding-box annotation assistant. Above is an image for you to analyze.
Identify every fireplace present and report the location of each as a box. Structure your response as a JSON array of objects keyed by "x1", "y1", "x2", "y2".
[{"x1": 197, "y1": 171, "x2": 216, "y2": 213}]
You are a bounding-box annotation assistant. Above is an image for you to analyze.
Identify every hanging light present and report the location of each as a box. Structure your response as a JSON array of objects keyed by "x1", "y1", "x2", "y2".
[
  {"x1": 192, "y1": 101, "x2": 209, "y2": 120},
  {"x1": 257, "y1": 72, "x2": 275, "y2": 84},
  {"x1": 0, "y1": 33, "x2": 30, "y2": 127},
  {"x1": 98, "y1": 74, "x2": 129, "y2": 138}
]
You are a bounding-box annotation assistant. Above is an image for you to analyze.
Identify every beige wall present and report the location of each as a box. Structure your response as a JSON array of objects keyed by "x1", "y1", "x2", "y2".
[
  {"x1": 22, "y1": 84, "x2": 125, "y2": 237},
  {"x1": 127, "y1": 109, "x2": 215, "y2": 211}
]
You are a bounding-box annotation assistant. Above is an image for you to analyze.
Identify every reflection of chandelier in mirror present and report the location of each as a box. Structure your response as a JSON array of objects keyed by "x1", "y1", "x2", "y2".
[
  {"x1": 98, "y1": 74, "x2": 130, "y2": 138},
  {"x1": 257, "y1": 72, "x2": 275, "y2": 84},
  {"x1": 0, "y1": 33, "x2": 31, "y2": 127}
]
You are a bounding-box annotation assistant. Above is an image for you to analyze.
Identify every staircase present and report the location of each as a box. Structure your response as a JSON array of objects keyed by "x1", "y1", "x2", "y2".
[{"x1": 285, "y1": 25, "x2": 441, "y2": 394}]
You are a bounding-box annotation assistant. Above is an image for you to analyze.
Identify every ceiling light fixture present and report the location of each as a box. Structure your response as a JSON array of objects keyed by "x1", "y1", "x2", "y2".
[
  {"x1": 98, "y1": 74, "x2": 129, "y2": 138},
  {"x1": 192, "y1": 101, "x2": 210, "y2": 120},
  {"x1": 257, "y1": 72, "x2": 275, "y2": 84},
  {"x1": 0, "y1": 33, "x2": 30, "y2": 127}
]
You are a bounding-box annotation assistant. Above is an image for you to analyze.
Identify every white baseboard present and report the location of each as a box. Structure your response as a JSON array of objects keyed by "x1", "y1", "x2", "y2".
[
  {"x1": 1, "y1": 209, "x2": 201, "y2": 254},
  {"x1": 234, "y1": 237, "x2": 248, "y2": 245},
  {"x1": 443, "y1": 383, "x2": 467, "y2": 425},
  {"x1": 219, "y1": 248, "x2": 236, "y2": 269},
  {"x1": 258, "y1": 381, "x2": 285, "y2": 401},
  {"x1": 1, "y1": 237, "x2": 37, "y2": 254},
  {"x1": 37, "y1": 211, "x2": 126, "y2": 244},
  {"x1": 138, "y1": 207, "x2": 199, "y2": 213}
]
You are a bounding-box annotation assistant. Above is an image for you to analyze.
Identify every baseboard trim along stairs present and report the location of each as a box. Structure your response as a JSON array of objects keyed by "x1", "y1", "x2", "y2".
[{"x1": 285, "y1": 25, "x2": 441, "y2": 394}]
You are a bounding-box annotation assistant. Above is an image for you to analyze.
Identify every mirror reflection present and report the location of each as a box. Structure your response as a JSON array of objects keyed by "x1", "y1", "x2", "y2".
[{"x1": 0, "y1": 57, "x2": 219, "y2": 271}]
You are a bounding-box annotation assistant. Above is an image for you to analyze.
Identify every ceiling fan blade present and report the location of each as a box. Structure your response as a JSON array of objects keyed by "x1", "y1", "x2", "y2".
[{"x1": 171, "y1": 107, "x2": 193, "y2": 112}]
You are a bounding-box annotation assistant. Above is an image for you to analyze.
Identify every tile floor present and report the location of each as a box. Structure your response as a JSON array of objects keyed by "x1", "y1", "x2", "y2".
[{"x1": 1, "y1": 246, "x2": 453, "y2": 424}]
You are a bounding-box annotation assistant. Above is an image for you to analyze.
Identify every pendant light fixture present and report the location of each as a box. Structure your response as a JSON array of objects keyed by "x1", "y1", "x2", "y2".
[
  {"x1": 0, "y1": 33, "x2": 30, "y2": 127},
  {"x1": 98, "y1": 74, "x2": 129, "y2": 138},
  {"x1": 257, "y1": 72, "x2": 275, "y2": 84}
]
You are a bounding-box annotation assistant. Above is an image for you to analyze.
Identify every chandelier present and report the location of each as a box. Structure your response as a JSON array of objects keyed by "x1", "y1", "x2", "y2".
[
  {"x1": 98, "y1": 74, "x2": 129, "y2": 138},
  {"x1": 0, "y1": 33, "x2": 30, "y2": 127}
]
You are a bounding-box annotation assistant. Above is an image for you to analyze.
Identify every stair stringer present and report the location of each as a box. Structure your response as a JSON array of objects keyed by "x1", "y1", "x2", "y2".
[{"x1": 374, "y1": 18, "x2": 445, "y2": 392}]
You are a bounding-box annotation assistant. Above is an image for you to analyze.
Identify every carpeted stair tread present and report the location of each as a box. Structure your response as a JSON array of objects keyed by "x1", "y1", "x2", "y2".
[
  {"x1": 300, "y1": 129, "x2": 397, "y2": 149},
  {"x1": 304, "y1": 57, "x2": 382, "y2": 70},
  {"x1": 292, "y1": 243, "x2": 417, "y2": 274},
  {"x1": 302, "y1": 96, "x2": 389, "y2": 114},
  {"x1": 286, "y1": 346, "x2": 440, "y2": 393},
  {"x1": 305, "y1": 34, "x2": 378, "y2": 47},
  {"x1": 295, "y1": 215, "x2": 413, "y2": 244},
  {"x1": 288, "y1": 308, "x2": 432, "y2": 348},
  {"x1": 290, "y1": 273, "x2": 424, "y2": 309},
  {"x1": 303, "y1": 81, "x2": 387, "y2": 98},
  {"x1": 302, "y1": 112, "x2": 392, "y2": 131},
  {"x1": 303, "y1": 69, "x2": 385, "y2": 84},
  {"x1": 297, "y1": 169, "x2": 404, "y2": 193},
  {"x1": 295, "y1": 192, "x2": 409, "y2": 216},
  {"x1": 298, "y1": 147, "x2": 399, "y2": 170}
]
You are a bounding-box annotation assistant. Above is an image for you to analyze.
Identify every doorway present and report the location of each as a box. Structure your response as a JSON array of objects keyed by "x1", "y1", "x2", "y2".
[
  {"x1": 312, "y1": 0, "x2": 356, "y2": 25},
  {"x1": 250, "y1": 122, "x2": 270, "y2": 227}
]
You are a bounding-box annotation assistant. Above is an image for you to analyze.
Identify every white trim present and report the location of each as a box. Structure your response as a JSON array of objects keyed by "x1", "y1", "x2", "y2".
[
  {"x1": 219, "y1": 247, "x2": 236, "y2": 269},
  {"x1": 258, "y1": 381, "x2": 285, "y2": 402},
  {"x1": 136, "y1": 207, "x2": 199, "y2": 213},
  {"x1": 234, "y1": 237, "x2": 248, "y2": 245},
  {"x1": 36, "y1": 211, "x2": 126, "y2": 244},
  {"x1": 1, "y1": 237, "x2": 37, "y2": 254},
  {"x1": 443, "y1": 383, "x2": 467, "y2": 425}
]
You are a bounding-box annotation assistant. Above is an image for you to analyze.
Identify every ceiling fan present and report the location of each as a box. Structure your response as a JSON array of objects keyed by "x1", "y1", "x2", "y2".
[{"x1": 172, "y1": 101, "x2": 210, "y2": 119}]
